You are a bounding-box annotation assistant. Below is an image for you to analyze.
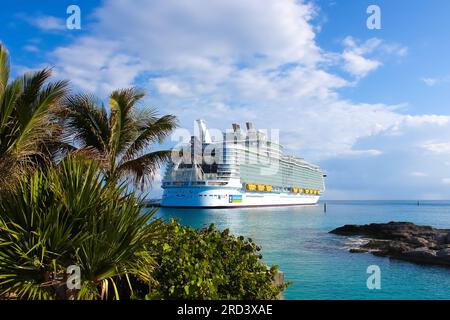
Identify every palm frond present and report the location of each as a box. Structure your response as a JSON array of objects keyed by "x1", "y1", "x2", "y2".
[
  {"x1": 121, "y1": 113, "x2": 177, "y2": 163},
  {"x1": 14, "y1": 69, "x2": 53, "y2": 126},
  {"x1": 0, "y1": 43, "x2": 10, "y2": 98},
  {"x1": 0, "y1": 79, "x2": 22, "y2": 140},
  {"x1": 61, "y1": 94, "x2": 109, "y2": 153},
  {"x1": 108, "y1": 88, "x2": 145, "y2": 165},
  {"x1": 0, "y1": 62, "x2": 69, "y2": 192},
  {"x1": 117, "y1": 150, "x2": 173, "y2": 188},
  {"x1": 12, "y1": 79, "x2": 69, "y2": 155}
]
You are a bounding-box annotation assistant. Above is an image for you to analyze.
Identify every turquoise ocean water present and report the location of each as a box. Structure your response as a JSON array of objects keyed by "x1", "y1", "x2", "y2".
[{"x1": 153, "y1": 201, "x2": 450, "y2": 300}]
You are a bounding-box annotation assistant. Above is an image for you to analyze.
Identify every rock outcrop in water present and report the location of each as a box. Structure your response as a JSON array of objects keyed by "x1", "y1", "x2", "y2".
[{"x1": 330, "y1": 222, "x2": 450, "y2": 267}]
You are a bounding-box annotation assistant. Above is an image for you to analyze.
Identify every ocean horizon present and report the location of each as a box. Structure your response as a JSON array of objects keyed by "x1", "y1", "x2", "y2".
[{"x1": 152, "y1": 200, "x2": 450, "y2": 300}]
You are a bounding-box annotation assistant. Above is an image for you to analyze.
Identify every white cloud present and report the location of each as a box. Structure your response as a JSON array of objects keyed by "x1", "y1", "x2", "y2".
[
  {"x1": 421, "y1": 76, "x2": 450, "y2": 87},
  {"x1": 378, "y1": 42, "x2": 408, "y2": 57},
  {"x1": 403, "y1": 114, "x2": 450, "y2": 127},
  {"x1": 28, "y1": 15, "x2": 66, "y2": 31},
  {"x1": 340, "y1": 149, "x2": 383, "y2": 157},
  {"x1": 153, "y1": 78, "x2": 189, "y2": 97},
  {"x1": 93, "y1": 0, "x2": 321, "y2": 68},
  {"x1": 422, "y1": 78, "x2": 439, "y2": 87},
  {"x1": 341, "y1": 50, "x2": 381, "y2": 78},
  {"x1": 23, "y1": 44, "x2": 39, "y2": 52},
  {"x1": 340, "y1": 37, "x2": 382, "y2": 78},
  {"x1": 51, "y1": 37, "x2": 146, "y2": 95},
  {"x1": 421, "y1": 141, "x2": 450, "y2": 155},
  {"x1": 340, "y1": 36, "x2": 407, "y2": 79},
  {"x1": 411, "y1": 172, "x2": 428, "y2": 177}
]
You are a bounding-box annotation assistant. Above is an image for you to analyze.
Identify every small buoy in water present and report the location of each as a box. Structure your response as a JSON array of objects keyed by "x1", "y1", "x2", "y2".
[{"x1": 324, "y1": 203, "x2": 327, "y2": 212}]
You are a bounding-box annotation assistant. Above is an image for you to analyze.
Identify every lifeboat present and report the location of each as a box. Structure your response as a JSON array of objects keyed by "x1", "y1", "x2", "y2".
[
  {"x1": 246, "y1": 183, "x2": 256, "y2": 191},
  {"x1": 265, "y1": 185, "x2": 273, "y2": 191},
  {"x1": 257, "y1": 185, "x2": 265, "y2": 191}
]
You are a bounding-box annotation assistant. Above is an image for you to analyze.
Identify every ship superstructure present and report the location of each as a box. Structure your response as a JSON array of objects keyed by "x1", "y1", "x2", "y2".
[{"x1": 161, "y1": 120, "x2": 325, "y2": 208}]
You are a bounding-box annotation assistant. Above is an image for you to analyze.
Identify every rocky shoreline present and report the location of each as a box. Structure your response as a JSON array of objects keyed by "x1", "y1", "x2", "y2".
[{"x1": 330, "y1": 222, "x2": 450, "y2": 267}]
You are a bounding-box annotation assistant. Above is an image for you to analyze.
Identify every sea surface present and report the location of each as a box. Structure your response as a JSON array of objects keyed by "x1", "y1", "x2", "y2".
[{"x1": 152, "y1": 201, "x2": 450, "y2": 300}]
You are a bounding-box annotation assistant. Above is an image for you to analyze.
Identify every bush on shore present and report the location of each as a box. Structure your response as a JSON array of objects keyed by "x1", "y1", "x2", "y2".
[{"x1": 145, "y1": 220, "x2": 287, "y2": 300}]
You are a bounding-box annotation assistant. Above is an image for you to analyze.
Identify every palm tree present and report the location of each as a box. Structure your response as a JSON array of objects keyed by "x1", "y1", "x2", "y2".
[
  {"x1": 60, "y1": 88, "x2": 177, "y2": 188},
  {"x1": 0, "y1": 43, "x2": 69, "y2": 191}
]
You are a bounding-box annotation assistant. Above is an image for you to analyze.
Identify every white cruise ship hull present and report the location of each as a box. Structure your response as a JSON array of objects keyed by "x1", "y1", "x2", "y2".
[{"x1": 161, "y1": 186, "x2": 320, "y2": 208}]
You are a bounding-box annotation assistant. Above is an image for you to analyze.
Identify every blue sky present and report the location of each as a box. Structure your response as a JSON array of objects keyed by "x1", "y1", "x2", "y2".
[{"x1": 1, "y1": 0, "x2": 450, "y2": 199}]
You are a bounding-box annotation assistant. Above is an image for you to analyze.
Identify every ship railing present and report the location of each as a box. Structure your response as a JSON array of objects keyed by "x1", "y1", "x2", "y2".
[{"x1": 162, "y1": 180, "x2": 229, "y2": 187}]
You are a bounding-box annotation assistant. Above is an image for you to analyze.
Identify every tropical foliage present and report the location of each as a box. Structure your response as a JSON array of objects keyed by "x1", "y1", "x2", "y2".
[
  {"x1": 60, "y1": 89, "x2": 177, "y2": 188},
  {"x1": 0, "y1": 43, "x2": 69, "y2": 191},
  {"x1": 0, "y1": 156, "x2": 160, "y2": 300},
  {"x1": 145, "y1": 220, "x2": 287, "y2": 300}
]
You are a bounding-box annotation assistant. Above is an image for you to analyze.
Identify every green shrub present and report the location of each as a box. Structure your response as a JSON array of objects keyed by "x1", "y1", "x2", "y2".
[
  {"x1": 146, "y1": 220, "x2": 288, "y2": 300},
  {"x1": 0, "y1": 156, "x2": 160, "y2": 299}
]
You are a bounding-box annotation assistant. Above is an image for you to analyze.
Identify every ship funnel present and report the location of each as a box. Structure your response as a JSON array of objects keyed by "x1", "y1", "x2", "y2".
[
  {"x1": 232, "y1": 123, "x2": 241, "y2": 132},
  {"x1": 246, "y1": 122, "x2": 254, "y2": 130},
  {"x1": 196, "y1": 119, "x2": 212, "y2": 143}
]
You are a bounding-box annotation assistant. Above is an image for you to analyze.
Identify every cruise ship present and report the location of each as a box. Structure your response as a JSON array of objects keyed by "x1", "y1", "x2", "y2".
[{"x1": 161, "y1": 120, "x2": 326, "y2": 208}]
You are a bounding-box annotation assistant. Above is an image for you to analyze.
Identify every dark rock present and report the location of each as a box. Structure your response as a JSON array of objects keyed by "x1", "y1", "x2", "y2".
[
  {"x1": 435, "y1": 233, "x2": 448, "y2": 245},
  {"x1": 330, "y1": 224, "x2": 363, "y2": 235},
  {"x1": 330, "y1": 221, "x2": 444, "y2": 240},
  {"x1": 403, "y1": 247, "x2": 437, "y2": 258},
  {"x1": 408, "y1": 236, "x2": 431, "y2": 247},
  {"x1": 360, "y1": 239, "x2": 389, "y2": 250},
  {"x1": 330, "y1": 222, "x2": 450, "y2": 268},
  {"x1": 349, "y1": 248, "x2": 369, "y2": 253},
  {"x1": 436, "y1": 248, "x2": 450, "y2": 259},
  {"x1": 386, "y1": 241, "x2": 413, "y2": 255}
]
